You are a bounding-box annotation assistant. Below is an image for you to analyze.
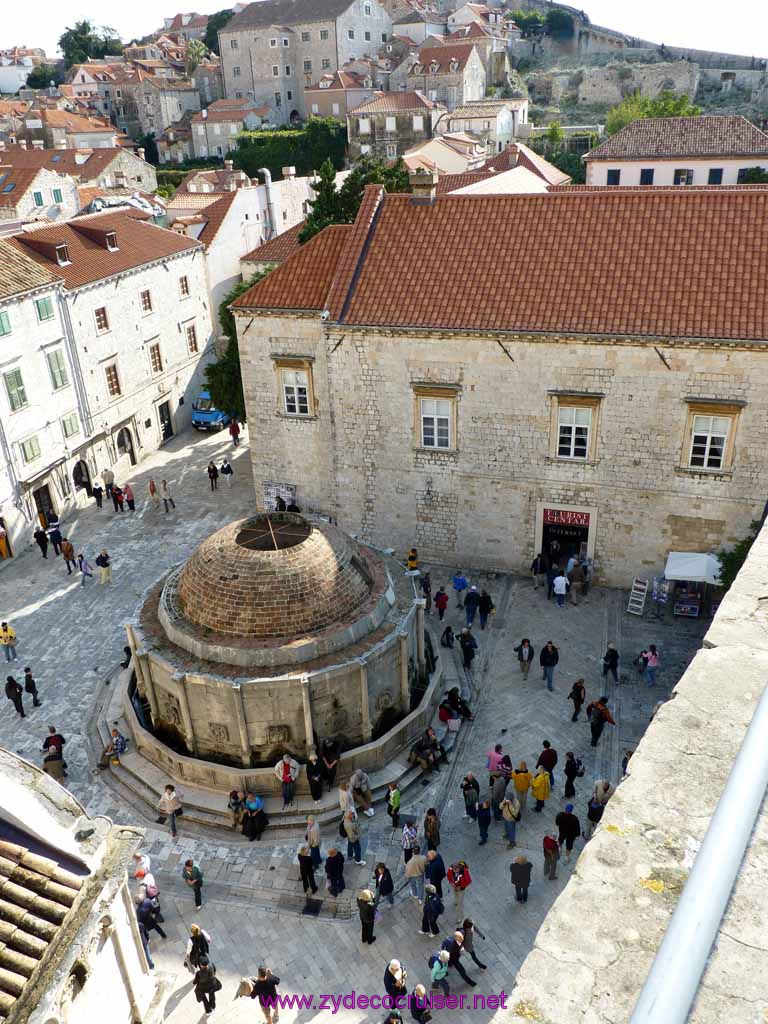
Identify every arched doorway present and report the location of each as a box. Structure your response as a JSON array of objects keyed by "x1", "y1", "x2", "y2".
[
  {"x1": 73, "y1": 459, "x2": 92, "y2": 497},
  {"x1": 116, "y1": 427, "x2": 136, "y2": 465},
  {"x1": 289, "y1": 109, "x2": 301, "y2": 125}
]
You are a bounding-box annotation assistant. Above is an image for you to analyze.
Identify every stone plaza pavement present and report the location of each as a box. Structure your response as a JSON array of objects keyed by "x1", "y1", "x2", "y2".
[{"x1": 0, "y1": 429, "x2": 709, "y2": 1023}]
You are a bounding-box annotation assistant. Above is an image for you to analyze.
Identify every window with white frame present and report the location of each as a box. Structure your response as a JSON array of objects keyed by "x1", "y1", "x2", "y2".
[
  {"x1": 386, "y1": 142, "x2": 397, "y2": 159},
  {"x1": 689, "y1": 414, "x2": 730, "y2": 470},
  {"x1": 20, "y1": 435, "x2": 41, "y2": 463},
  {"x1": 332, "y1": 102, "x2": 339, "y2": 115},
  {"x1": 33, "y1": 191, "x2": 44, "y2": 207},
  {"x1": 0, "y1": 310, "x2": 10, "y2": 336},
  {"x1": 282, "y1": 37, "x2": 289, "y2": 46},
  {"x1": 35, "y1": 296, "x2": 54, "y2": 322},
  {"x1": 52, "y1": 184, "x2": 63, "y2": 202},
  {"x1": 270, "y1": 37, "x2": 277, "y2": 46},
  {"x1": 301, "y1": 31, "x2": 310, "y2": 41},
  {"x1": 312, "y1": 103, "x2": 319, "y2": 114},
  {"x1": 420, "y1": 397, "x2": 452, "y2": 449},
  {"x1": 140, "y1": 289, "x2": 153, "y2": 313},
  {"x1": 94, "y1": 306, "x2": 110, "y2": 333},
  {"x1": 61, "y1": 411, "x2": 80, "y2": 438},
  {"x1": 364, "y1": 2, "x2": 372, "y2": 13},
  {"x1": 4, "y1": 368, "x2": 27, "y2": 411},
  {"x1": 272, "y1": 64, "x2": 279, "y2": 76},
  {"x1": 46, "y1": 349, "x2": 69, "y2": 390},
  {"x1": 358, "y1": 117, "x2": 370, "y2": 134},
  {"x1": 385, "y1": 116, "x2": 396, "y2": 131},
  {"x1": 281, "y1": 367, "x2": 310, "y2": 415},
  {"x1": 413, "y1": 114, "x2": 424, "y2": 131},
  {"x1": 230, "y1": 37, "x2": 238, "y2": 48},
  {"x1": 557, "y1": 405, "x2": 591, "y2": 459}
]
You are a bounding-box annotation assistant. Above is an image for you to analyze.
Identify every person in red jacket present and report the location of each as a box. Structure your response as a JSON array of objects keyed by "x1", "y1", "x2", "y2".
[
  {"x1": 434, "y1": 586, "x2": 449, "y2": 621},
  {"x1": 543, "y1": 833, "x2": 560, "y2": 880},
  {"x1": 229, "y1": 419, "x2": 241, "y2": 446},
  {"x1": 447, "y1": 861, "x2": 472, "y2": 926}
]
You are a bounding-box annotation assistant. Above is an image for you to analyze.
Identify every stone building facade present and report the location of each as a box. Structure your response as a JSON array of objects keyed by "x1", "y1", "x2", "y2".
[
  {"x1": 347, "y1": 91, "x2": 446, "y2": 161},
  {"x1": 233, "y1": 184, "x2": 768, "y2": 586},
  {"x1": 218, "y1": 0, "x2": 392, "y2": 124},
  {"x1": 404, "y1": 43, "x2": 486, "y2": 110}
]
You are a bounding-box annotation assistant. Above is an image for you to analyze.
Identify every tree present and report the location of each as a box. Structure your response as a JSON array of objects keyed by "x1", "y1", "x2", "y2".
[
  {"x1": 606, "y1": 90, "x2": 701, "y2": 135},
  {"x1": 733, "y1": 167, "x2": 768, "y2": 183},
  {"x1": 546, "y1": 121, "x2": 565, "y2": 149},
  {"x1": 511, "y1": 8, "x2": 545, "y2": 37},
  {"x1": 716, "y1": 521, "x2": 760, "y2": 591},
  {"x1": 299, "y1": 159, "x2": 341, "y2": 242},
  {"x1": 58, "y1": 20, "x2": 123, "y2": 68},
  {"x1": 185, "y1": 38, "x2": 208, "y2": 74},
  {"x1": 136, "y1": 132, "x2": 159, "y2": 165},
  {"x1": 544, "y1": 149, "x2": 585, "y2": 184},
  {"x1": 545, "y1": 9, "x2": 575, "y2": 38},
  {"x1": 24, "y1": 64, "x2": 65, "y2": 90},
  {"x1": 204, "y1": 271, "x2": 271, "y2": 421},
  {"x1": 204, "y1": 10, "x2": 234, "y2": 55}
]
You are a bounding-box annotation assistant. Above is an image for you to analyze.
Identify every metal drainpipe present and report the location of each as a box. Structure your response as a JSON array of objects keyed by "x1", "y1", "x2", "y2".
[
  {"x1": 259, "y1": 166, "x2": 276, "y2": 238},
  {"x1": 630, "y1": 682, "x2": 768, "y2": 1024}
]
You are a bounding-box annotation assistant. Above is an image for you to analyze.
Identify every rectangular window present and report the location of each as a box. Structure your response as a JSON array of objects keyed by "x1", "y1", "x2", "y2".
[
  {"x1": 0, "y1": 310, "x2": 10, "y2": 336},
  {"x1": 282, "y1": 37, "x2": 289, "y2": 46},
  {"x1": 33, "y1": 191, "x2": 44, "y2": 207},
  {"x1": 230, "y1": 37, "x2": 238, "y2": 49},
  {"x1": 20, "y1": 436, "x2": 41, "y2": 463},
  {"x1": 233, "y1": 65, "x2": 241, "y2": 77},
  {"x1": 270, "y1": 37, "x2": 277, "y2": 47},
  {"x1": 303, "y1": 59, "x2": 312, "y2": 72},
  {"x1": 413, "y1": 114, "x2": 424, "y2": 131},
  {"x1": 606, "y1": 169, "x2": 621, "y2": 186},
  {"x1": 312, "y1": 103, "x2": 319, "y2": 113},
  {"x1": 322, "y1": 58, "x2": 331, "y2": 69},
  {"x1": 285, "y1": 65, "x2": 291, "y2": 75},
  {"x1": 420, "y1": 397, "x2": 451, "y2": 449},
  {"x1": 140, "y1": 289, "x2": 153, "y2": 313},
  {"x1": 301, "y1": 31, "x2": 310, "y2": 42},
  {"x1": 149, "y1": 342, "x2": 163, "y2": 373},
  {"x1": 557, "y1": 406, "x2": 591, "y2": 459},
  {"x1": 282, "y1": 368, "x2": 310, "y2": 415},
  {"x1": 274, "y1": 92, "x2": 282, "y2": 106},
  {"x1": 348, "y1": 28, "x2": 355, "y2": 39},
  {"x1": 708, "y1": 167, "x2": 724, "y2": 184},
  {"x1": 674, "y1": 168, "x2": 694, "y2": 185},
  {"x1": 94, "y1": 306, "x2": 110, "y2": 332},
  {"x1": 639, "y1": 168, "x2": 654, "y2": 185},
  {"x1": 272, "y1": 65, "x2": 279, "y2": 77},
  {"x1": 386, "y1": 142, "x2": 397, "y2": 159},
  {"x1": 385, "y1": 116, "x2": 396, "y2": 131},
  {"x1": 358, "y1": 117, "x2": 370, "y2": 134},
  {"x1": 52, "y1": 188, "x2": 63, "y2": 204},
  {"x1": 287, "y1": 90, "x2": 292, "y2": 100},
  {"x1": 332, "y1": 102, "x2": 339, "y2": 115},
  {"x1": 179, "y1": 275, "x2": 190, "y2": 297},
  {"x1": 382, "y1": 32, "x2": 387, "y2": 42},
  {"x1": 55, "y1": 243, "x2": 70, "y2": 265},
  {"x1": 364, "y1": 2, "x2": 372, "y2": 13},
  {"x1": 35, "y1": 296, "x2": 54, "y2": 322},
  {"x1": 46, "y1": 348, "x2": 69, "y2": 390},
  {"x1": 320, "y1": 29, "x2": 329, "y2": 40},
  {"x1": 185, "y1": 322, "x2": 198, "y2": 353},
  {"x1": 4, "y1": 368, "x2": 27, "y2": 411},
  {"x1": 61, "y1": 411, "x2": 80, "y2": 438},
  {"x1": 365, "y1": 30, "x2": 371, "y2": 41},
  {"x1": 105, "y1": 363, "x2": 121, "y2": 397},
  {"x1": 690, "y1": 415, "x2": 730, "y2": 470}
]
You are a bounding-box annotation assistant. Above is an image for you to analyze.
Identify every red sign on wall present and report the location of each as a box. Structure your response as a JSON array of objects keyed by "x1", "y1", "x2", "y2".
[{"x1": 544, "y1": 508, "x2": 590, "y2": 528}]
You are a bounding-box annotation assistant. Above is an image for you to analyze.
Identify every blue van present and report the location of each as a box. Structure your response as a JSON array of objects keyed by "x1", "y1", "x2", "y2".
[{"x1": 191, "y1": 390, "x2": 231, "y2": 431}]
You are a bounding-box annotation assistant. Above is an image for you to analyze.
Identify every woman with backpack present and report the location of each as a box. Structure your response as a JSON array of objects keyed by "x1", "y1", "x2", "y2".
[
  {"x1": 563, "y1": 751, "x2": 584, "y2": 799},
  {"x1": 186, "y1": 923, "x2": 211, "y2": 972}
]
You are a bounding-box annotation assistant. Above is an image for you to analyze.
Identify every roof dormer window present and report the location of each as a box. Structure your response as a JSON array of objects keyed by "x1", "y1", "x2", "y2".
[
  {"x1": 430, "y1": 61, "x2": 439, "y2": 73},
  {"x1": 450, "y1": 60, "x2": 459, "y2": 71},
  {"x1": 106, "y1": 231, "x2": 118, "y2": 251},
  {"x1": 55, "y1": 243, "x2": 70, "y2": 266}
]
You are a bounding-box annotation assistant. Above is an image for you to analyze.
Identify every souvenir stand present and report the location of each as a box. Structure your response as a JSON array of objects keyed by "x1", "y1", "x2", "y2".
[{"x1": 662, "y1": 552, "x2": 722, "y2": 618}]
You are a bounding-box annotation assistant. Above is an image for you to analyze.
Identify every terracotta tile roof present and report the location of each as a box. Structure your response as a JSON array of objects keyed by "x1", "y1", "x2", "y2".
[
  {"x1": 549, "y1": 183, "x2": 768, "y2": 192},
  {"x1": 0, "y1": 164, "x2": 46, "y2": 208},
  {"x1": 233, "y1": 224, "x2": 351, "y2": 311},
  {"x1": 0, "y1": 147, "x2": 139, "y2": 183},
  {"x1": 167, "y1": 12, "x2": 209, "y2": 29},
  {"x1": 410, "y1": 43, "x2": 477, "y2": 74},
  {"x1": 167, "y1": 190, "x2": 232, "y2": 210},
  {"x1": 38, "y1": 109, "x2": 114, "y2": 133},
  {"x1": 349, "y1": 90, "x2": 438, "y2": 114},
  {"x1": 0, "y1": 836, "x2": 84, "y2": 1017},
  {"x1": 10, "y1": 210, "x2": 200, "y2": 289},
  {"x1": 392, "y1": 34, "x2": 420, "y2": 47},
  {"x1": 237, "y1": 187, "x2": 768, "y2": 341},
  {"x1": 305, "y1": 70, "x2": 370, "y2": 92},
  {"x1": 446, "y1": 22, "x2": 491, "y2": 40},
  {"x1": 0, "y1": 239, "x2": 61, "y2": 300},
  {"x1": 585, "y1": 115, "x2": 768, "y2": 161},
  {"x1": 435, "y1": 170, "x2": 494, "y2": 194},
  {"x1": 483, "y1": 142, "x2": 570, "y2": 185},
  {"x1": 197, "y1": 190, "x2": 238, "y2": 246},
  {"x1": 447, "y1": 99, "x2": 525, "y2": 119},
  {"x1": 242, "y1": 220, "x2": 305, "y2": 263},
  {"x1": 395, "y1": 8, "x2": 443, "y2": 22},
  {"x1": 227, "y1": 0, "x2": 353, "y2": 30}
]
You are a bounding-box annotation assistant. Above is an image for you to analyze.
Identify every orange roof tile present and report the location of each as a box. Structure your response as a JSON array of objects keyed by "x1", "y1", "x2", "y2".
[
  {"x1": 585, "y1": 115, "x2": 768, "y2": 161},
  {"x1": 410, "y1": 43, "x2": 477, "y2": 74},
  {"x1": 349, "y1": 91, "x2": 439, "y2": 114},
  {"x1": 243, "y1": 220, "x2": 305, "y2": 263},
  {"x1": 197, "y1": 191, "x2": 238, "y2": 246}
]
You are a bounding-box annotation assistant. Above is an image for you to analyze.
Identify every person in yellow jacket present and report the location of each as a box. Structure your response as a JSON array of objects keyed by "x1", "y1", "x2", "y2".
[
  {"x1": 531, "y1": 766, "x2": 551, "y2": 813},
  {"x1": 512, "y1": 761, "x2": 533, "y2": 813},
  {"x1": 1, "y1": 622, "x2": 18, "y2": 663}
]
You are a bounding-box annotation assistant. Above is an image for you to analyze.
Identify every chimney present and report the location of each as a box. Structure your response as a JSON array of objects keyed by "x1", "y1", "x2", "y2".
[
  {"x1": 224, "y1": 158, "x2": 233, "y2": 170},
  {"x1": 55, "y1": 140, "x2": 67, "y2": 150},
  {"x1": 409, "y1": 168, "x2": 438, "y2": 205},
  {"x1": 32, "y1": 139, "x2": 44, "y2": 150},
  {"x1": 138, "y1": 147, "x2": 146, "y2": 160},
  {"x1": 0, "y1": 141, "x2": 5, "y2": 152},
  {"x1": 202, "y1": 108, "x2": 208, "y2": 119},
  {"x1": 19, "y1": 139, "x2": 28, "y2": 150},
  {"x1": 282, "y1": 165, "x2": 296, "y2": 179}
]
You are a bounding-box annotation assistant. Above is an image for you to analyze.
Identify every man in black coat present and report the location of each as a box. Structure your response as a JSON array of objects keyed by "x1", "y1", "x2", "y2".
[
  {"x1": 442, "y1": 932, "x2": 476, "y2": 987},
  {"x1": 510, "y1": 856, "x2": 532, "y2": 903},
  {"x1": 420, "y1": 884, "x2": 444, "y2": 936},
  {"x1": 357, "y1": 889, "x2": 377, "y2": 945},
  {"x1": 425, "y1": 850, "x2": 446, "y2": 897}
]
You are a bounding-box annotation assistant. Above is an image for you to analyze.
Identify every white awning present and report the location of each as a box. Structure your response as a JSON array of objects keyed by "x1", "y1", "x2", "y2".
[{"x1": 664, "y1": 551, "x2": 722, "y2": 585}]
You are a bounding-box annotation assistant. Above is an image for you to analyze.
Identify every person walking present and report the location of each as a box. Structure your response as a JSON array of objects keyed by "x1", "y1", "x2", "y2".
[
  {"x1": 419, "y1": 883, "x2": 444, "y2": 936},
  {"x1": 543, "y1": 833, "x2": 560, "y2": 880},
  {"x1": 447, "y1": 861, "x2": 471, "y2": 925},
  {"x1": 491, "y1": 772, "x2": 507, "y2": 822},
  {"x1": 48, "y1": 524, "x2": 63, "y2": 556},
  {"x1": 305, "y1": 815, "x2": 322, "y2": 868},
  {"x1": 298, "y1": 845, "x2": 318, "y2": 894},
  {"x1": 61, "y1": 538, "x2": 76, "y2": 575},
  {"x1": 477, "y1": 800, "x2": 492, "y2": 845},
  {"x1": 510, "y1": 855, "x2": 532, "y2": 903},
  {"x1": 602, "y1": 643, "x2": 620, "y2": 683},
  {"x1": 5, "y1": 676, "x2": 25, "y2": 718},
  {"x1": 463, "y1": 586, "x2": 480, "y2": 627},
  {"x1": 34, "y1": 527, "x2": 49, "y2": 558},
  {"x1": 593, "y1": 780, "x2": 616, "y2": 806},
  {"x1": 555, "y1": 804, "x2": 582, "y2": 862},
  {"x1": 513, "y1": 638, "x2": 534, "y2": 677},
  {"x1": 23, "y1": 667, "x2": 42, "y2": 708},
  {"x1": 325, "y1": 847, "x2": 345, "y2": 896},
  {"x1": 387, "y1": 782, "x2": 401, "y2": 829},
  {"x1": 77, "y1": 551, "x2": 93, "y2": 586},
  {"x1": 478, "y1": 589, "x2": 494, "y2": 630},
  {"x1": 567, "y1": 679, "x2": 586, "y2": 721},
  {"x1": 452, "y1": 570, "x2": 468, "y2": 608},
  {"x1": 374, "y1": 862, "x2": 394, "y2": 906},
  {"x1": 643, "y1": 645, "x2": 660, "y2": 686},
  {"x1": 101, "y1": 467, "x2": 115, "y2": 500},
  {"x1": 563, "y1": 752, "x2": 584, "y2": 799},
  {"x1": 112, "y1": 484, "x2": 124, "y2": 513},
  {"x1": 539, "y1": 641, "x2": 559, "y2": 692},
  {"x1": 349, "y1": 767, "x2": 375, "y2": 817},
  {"x1": 512, "y1": 761, "x2": 532, "y2": 813},
  {"x1": 251, "y1": 966, "x2": 281, "y2": 1023},
  {"x1": 229, "y1": 419, "x2": 241, "y2": 447},
  {"x1": 407, "y1": 547, "x2": 419, "y2": 572},
  {"x1": 307, "y1": 754, "x2": 324, "y2": 804},
  {"x1": 344, "y1": 811, "x2": 365, "y2": 865},
  {"x1": 357, "y1": 888, "x2": 377, "y2": 945},
  {"x1": 423, "y1": 808, "x2": 441, "y2": 851},
  {"x1": 124, "y1": 483, "x2": 136, "y2": 513},
  {"x1": 424, "y1": 849, "x2": 446, "y2": 897},
  {"x1": 531, "y1": 766, "x2": 551, "y2": 812},
  {"x1": 405, "y1": 844, "x2": 427, "y2": 901},
  {"x1": 161, "y1": 479, "x2": 176, "y2": 513},
  {"x1": 500, "y1": 793, "x2": 521, "y2": 848},
  {"x1": 431, "y1": 950, "x2": 451, "y2": 997},
  {"x1": 420, "y1": 573, "x2": 432, "y2": 614},
  {"x1": 460, "y1": 919, "x2": 487, "y2": 971},
  {"x1": 1, "y1": 622, "x2": 19, "y2": 663},
  {"x1": 442, "y1": 931, "x2": 476, "y2": 987},
  {"x1": 584, "y1": 797, "x2": 605, "y2": 839},
  {"x1": 207, "y1": 461, "x2": 219, "y2": 491},
  {"x1": 157, "y1": 783, "x2": 182, "y2": 838},
  {"x1": 459, "y1": 628, "x2": 477, "y2": 670},
  {"x1": 147, "y1": 479, "x2": 161, "y2": 512},
  {"x1": 186, "y1": 923, "x2": 211, "y2": 972},
  {"x1": 531, "y1": 553, "x2": 547, "y2": 588},
  {"x1": 461, "y1": 773, "x2": 480, "y2": 821},
  {"x1": 411, "y1": 984, "x2": 431, "y2": 1024},
  {"x1": 553, "y1": 571, "x2": 569, "y2": 607},
  {"x1": 274, "y1": 753, "x2": 299, "y2": 809},
  {"x1": 92, "y1": 482, "x2": 104, "y2": 509},
  {"x1": 536, "y1": 740, "x2": 558, "y2": 787},
  {"x1": 193, "y1": 956, "x2": 220, "y2": 1016},
  {"x1": 95, "y1": 549, "x2": 112, "y2": 585},
  {"x1": 137, "y1": 895, "x2": 166, "y2": 943},
  {"x1": 220, "y1": 458, "x2": 234, "y2": 488},
  {"x1": 182, "y1": 858, "x2": 204, "y2": 908},
  {"x1": 587, "y1": 695, "x2": 616, "y2": 747},
  {"x1": 384, "y1": 959, "x2": 408, "y2": 1003},
  {"x1": 434, "y1": 586, "x2": 449, "y2": 621}
]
